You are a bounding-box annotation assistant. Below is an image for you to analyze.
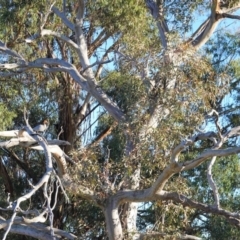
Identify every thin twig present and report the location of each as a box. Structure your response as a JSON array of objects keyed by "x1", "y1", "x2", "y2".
[{"x1": 80, "y1": 59, "x2": 113, "y2": 74}]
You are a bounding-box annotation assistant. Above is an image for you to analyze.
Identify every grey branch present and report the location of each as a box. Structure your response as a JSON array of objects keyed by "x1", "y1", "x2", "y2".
[
  {"x1": 0, "y1": 41, "x2": 26, "y2": 63},
  {"x1": 145, "y1": 0, "x2": 169, "y2": 49},
  {"x1": 26, "y1": 30, "x2": 79, "y2": 50},
  {"x1": 81, "y1": 59, "x2": 113, "y2": 74},
  {"x1": 0, "y1": 217, "x2": 77, "y2": 239},
  {"x1": 207, "y1": 156, "x2": 220, "y2": 208},
  {"x1": 136, "y1": 231, "x2": 202, "y2": 240},
  {"x1": 221, "y1": 12, "x2": 240, "y2": 20},
  {"x1": 0, "y1": 130, "x2": 70, "y2": 148},
  {"x1": 159, "y1": 191, "x2": 240, "y2": 227},
  {"x1": 39, "y1": 1, "x2": 56, "y2": 31},
  {"x1": 2, "y1": 120, "x2": 54, "y2": 239},
  {"x1": 0, "y1": 58, "x2": 125, "y2": 122},
  {"x1": 51, "y1": 6, "x2": 75, "y2": 30}
]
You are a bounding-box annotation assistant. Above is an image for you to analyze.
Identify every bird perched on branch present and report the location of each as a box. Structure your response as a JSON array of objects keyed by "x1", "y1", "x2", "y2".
[{"x1": 33, "y1": 119, "x2": 49, "y2": 135}]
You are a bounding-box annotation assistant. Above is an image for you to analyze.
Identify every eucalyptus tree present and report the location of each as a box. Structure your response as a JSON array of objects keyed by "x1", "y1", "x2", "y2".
[{"x1": 0, "y1": 0, "x2": 240, "y2": 239}]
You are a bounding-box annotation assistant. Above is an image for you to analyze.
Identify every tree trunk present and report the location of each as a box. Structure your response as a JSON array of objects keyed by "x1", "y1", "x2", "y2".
[{"x1": 104, "y1": 197, "x2": 123, "y2": 240}]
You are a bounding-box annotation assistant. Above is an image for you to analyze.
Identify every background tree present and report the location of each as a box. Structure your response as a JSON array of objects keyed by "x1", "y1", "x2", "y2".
[{"x1": 0, "y1": 0, "x2": 240, "y2": 239}]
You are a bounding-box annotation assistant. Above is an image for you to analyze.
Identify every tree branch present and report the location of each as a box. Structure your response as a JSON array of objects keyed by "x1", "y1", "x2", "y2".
[
  {"x1": 0, "y1": 217, "x2": 77, "y2": 239},
  {"x1": 145, "y1": 0, "x2": 168, "y2": 49},
  {"x1": 80, "y1": 59, "x2": 113, "y2": 74},
  {"x1": 159, "y1": 191, "x2": 240, "y2": 228},
  {"x1": 25, "y1": 29, "x2": 79, "y2": 50},
  {"x1": 88, "y1": 30, "x2": 111, "y2": 56},
  {"x1": 0, "y1": 41, "x2": 26, "y2": 63},
  {"x1": 113, "y1": 187, "x2": 240, "y2": 229},
  {"x1": 2, "y1": 115, "x2": 54, "y2": 239},
  {"x1": 207, "y1": 156, "x2": 220, "y2": 208},
  {"x1": 0, "y1": 57, "x2": 125, "y2": 122},
  {"x1": 220, "y1": 12, "x2": 240, "y2": 20},
  {"x1": 182, "y1": 146, "x2": 240, "y2": 171},
  {"x1": 137, "y1": 231, "x2": 202, "y2": 240},
  {"x1": 51, "y1": 6, "x2": 75, "y2": 31},
  {"x1": 60, "y1": 174, "x2": 103, "y2": 207}
]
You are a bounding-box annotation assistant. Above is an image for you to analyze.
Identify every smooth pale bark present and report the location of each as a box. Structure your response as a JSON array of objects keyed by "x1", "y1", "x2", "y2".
[
  {"x1": 207, "y1": 156, "x2": 220, "y2": 208},
  {"x1": 0, "y1": 217, "x2": 77, "y2": 239},
  {"x1": 104, "y1": 197, "x2": 123, "y2": 240}
]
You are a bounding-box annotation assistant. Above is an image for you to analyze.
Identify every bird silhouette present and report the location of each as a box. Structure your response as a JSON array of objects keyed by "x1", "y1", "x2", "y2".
[{"x1": 33, "y1": 119, "x2": 49, "y2": 134}]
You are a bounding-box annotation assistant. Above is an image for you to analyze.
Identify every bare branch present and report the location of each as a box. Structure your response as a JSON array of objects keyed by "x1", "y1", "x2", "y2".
[
  {"x1": 62, "y1": 2, "x2": 126, "y2": 124},
  {"x1": 182, "y1": 145, "x2": 240, "y2": 171},
  {"x1": 89, "y1": 122, "x2": 117, "y2": 147},
  {"x1": 51, "y1": 6, "x2": 75, "y2": 31},
  {"x1": 220, "y1": 12, "x2": 240, "y2": 20},
  {"x1": 30, "y1": 145, "x2": 68, "y2": 177},
  {"x1": 159, "y1": 191, "x2": 240, "y2": 228},
  {"x1": 0, "y1": 217, "x2": 77, "y2": 239},
  {"x1": 0, "y1": 41, "x2": 26, "y2": 63},
  {"x1": 223, "y1": 125, "x2": 240, "y2": 140},
  {"x1": 39, "y1": 1, "x2": 56, "y2": 31},
  {"x1": 55, "y1": 174, "x2": 70, "y2": 203},
  {"x1": 57, "y1": 126, "x2": 64, "y2": 139},
  {"x1": 81, "y1": 59, "x2": 113, "y2": 74},
  {"x1": 43, "y1": 182, "x2": 55, "y2": 238},
  {"x1": 184, "y1": 0, "x2": 224, "y2": 50},
  {"x1": 22, "y1": 211, "x2": 48, "y2": 224},
  {"x1": 76, "y1": 0, "x2": 84, "y2": 22},
  {"x1": 2, "y1": 110, "x2": 55, "y2": 239},
  {"x1": 0, "y1": 157, "x2": 14, "y2": 197},
  {"x1": 96, "y1": 40, "x2": 120, "y2": 78},
  {"x1": 26, "y1": 30, "x2": 79, "y2": 50},
  {"x1": 113, "y1": 188, "x2": 240, "y2": 229},
  {"x1": 145, "y1": 0, "x2": 168, "y2": 49},
  {"x1": 60, "y1": 174, "x2": 102, "y2": 207},
  {"x1": 188, "y1": 1, "x2": 240, "y2": 50},
  {"x1": 0, "y1": 129, "x2": 70, "y2": 149},
  {"x1": 137, "y1": 231, "x2": 202, "y2": 240},
  {"x1": 207, "y1": 156, "x2": 220, "y2": 208},
  {"x1": 88, "y1": 31, "x2": 111, "y2": 56},
  {"x1": 171, "y1": 138, "x2": 193, "y2": 163},
  {"x1": 0, "y1": 58, "x2": 125, "y2": 122}
]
